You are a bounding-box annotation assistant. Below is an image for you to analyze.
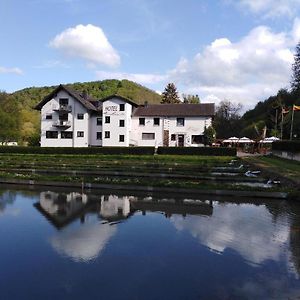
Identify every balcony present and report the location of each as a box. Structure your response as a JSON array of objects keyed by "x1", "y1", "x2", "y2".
[
  {"x1": 53, "y1": 120, "x2": 71, "y2": 129},
  {"x1": 53, "y1": 105, "x2": 72, "y2": 112}
]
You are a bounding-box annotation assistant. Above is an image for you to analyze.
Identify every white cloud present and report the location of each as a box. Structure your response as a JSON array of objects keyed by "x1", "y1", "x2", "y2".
[
  {"x1": 50, "y1": 223, "x2": 116, "y2": 262},
  {"x1": 172, "y1": 203, "x2": 290, "y2": 265},
  {"x1": 0, "y1": 66, "x2": 23, "y2": 75},
  {"x1": 49, "y1": 24, "x2": 120, "y2": 67},
  {"x1": 95, "y1": 70, "x2": 167, "y2": 85},
  {"x1": 168, "y1": 22, "x2": 297, "y2": 108},
  {"x1": 235, "y1": 0, "x2": 300, "y2": 18}
]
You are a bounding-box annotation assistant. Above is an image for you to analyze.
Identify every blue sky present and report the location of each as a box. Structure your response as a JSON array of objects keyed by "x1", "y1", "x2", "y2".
[{"x1": 1, "y1": 0, "x2": 300, "y2": 109}]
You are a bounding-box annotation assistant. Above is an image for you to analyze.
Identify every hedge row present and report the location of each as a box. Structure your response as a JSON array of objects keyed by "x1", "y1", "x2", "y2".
[
  {"x1": 0, "y1": 146, "x2": 155, "y2": 155},
  {"x1": 157, "y1": 147, "x2": 237, "y2": 156},
  {"x1": 272, "y1": 141, "x2": 300, "y2": 153},
  {"x1": 0, "y1": 146, "x2": 237, "y2": 156}
]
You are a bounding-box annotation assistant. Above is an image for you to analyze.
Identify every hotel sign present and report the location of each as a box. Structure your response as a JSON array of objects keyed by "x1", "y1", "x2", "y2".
[{"x1": 105, "y1": 106, "x2": 118, "y2": 112}]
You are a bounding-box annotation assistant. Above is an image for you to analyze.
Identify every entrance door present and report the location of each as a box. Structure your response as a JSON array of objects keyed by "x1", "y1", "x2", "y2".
[
  {"x1": 178, "y1": 134, "x2": 184, "y2": 147},
  {"x1": 163, "y1": 130, "x2": 169, "y2": 147}
]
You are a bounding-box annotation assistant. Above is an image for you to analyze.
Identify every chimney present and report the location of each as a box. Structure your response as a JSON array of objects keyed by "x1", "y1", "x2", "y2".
[{"x1": 144, "y1": 101, "x2": 148, "y2": 107}]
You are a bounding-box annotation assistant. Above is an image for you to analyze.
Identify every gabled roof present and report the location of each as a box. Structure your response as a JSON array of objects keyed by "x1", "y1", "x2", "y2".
[
  {"x1": 34, "y1": 84, "x2": 98, "y2": 111},
  {"x1": 100, "y1": 94, "x2": 139, "y2": 107},
  {"x1": 133, "y1": 103, "x2": 215, "y2": 117}
]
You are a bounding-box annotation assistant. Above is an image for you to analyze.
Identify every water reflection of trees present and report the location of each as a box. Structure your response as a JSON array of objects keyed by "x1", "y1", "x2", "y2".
[
  {"x1": 288, "y1": 202, "x2": 300, "y2": 275},
  {"x1": 265, "y1": 200, "x2": 300, "y2": 276},
  {"x1": 0, "y1": 190, "x2": 17, "y2": 214}
]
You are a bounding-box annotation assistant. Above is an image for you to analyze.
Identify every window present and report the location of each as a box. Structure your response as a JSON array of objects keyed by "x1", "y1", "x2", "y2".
[
  {"x1": 97, "y1": 117, "x2": 102, "y2": 126},
  {"x1": 119, "y1": 120, "x2": 125, "y2": 127},
  {"x1": 105, "y1": 131, "x2": 110, "y2": 138},
  {"x1": 59, "y1": 98, "x2": 69, "y2": 106},
  {"x1": 77, "y1": 113, "x2": 84, "y2": 120},
  {"x1": 46, "y1": 114, "x2": 52, "y2": 120},
  {"x1": 96, "y1": 132, "x2": 102, "y2": 140},
  {"x1": 171, "y1": 134, "x2": 176, "y2": 141},
  {"x1": 192, "y1": 135, "x2": 204, "y2": 144},
  {"x1": 119, "y1": 135, "x2": 125, "y2": 142},
  {"x1": 139, "y1": 118, "x2": 145, "y2": 126},
  {"x1": 61, "y1": 132, "x2": 73, "y2": 139},
  {"x1": 177, "y1": 118, "x2": 185, "y2": 126},
  {"x1": 120, "y1": 104, "x2": 125, "y2": 111},
  {"x1": 59, "y1": 112, "x2": 68, "y2": 121},
  {"x1": 46, "y1": 131, "x2": 58, "y2": 139},
  {"x1": 154, "y1": 118, "x2": 160, "y2": 126},
  {"x1": 77, "y1": 131, "x2": 84, "y2": 137},
  {"x1": 142, "y1": 133, "x2": 155, "y2": 140},
  {"x1": 105, "y1": 116, "x2": 110, "y2": 124}
]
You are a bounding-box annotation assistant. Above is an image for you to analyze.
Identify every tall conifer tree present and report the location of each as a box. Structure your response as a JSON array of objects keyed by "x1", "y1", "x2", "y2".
[
  {"x1": 291, "y1": 42, "x2": 300, "y2": 92},
  {"x1": 161, "y1": 83, "x2": 181, "y2": 104}
]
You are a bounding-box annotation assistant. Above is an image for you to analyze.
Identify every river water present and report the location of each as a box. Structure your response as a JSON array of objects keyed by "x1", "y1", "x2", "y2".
[{"x1": 0, "y1": 186, "x2": 300, "y2": 300}]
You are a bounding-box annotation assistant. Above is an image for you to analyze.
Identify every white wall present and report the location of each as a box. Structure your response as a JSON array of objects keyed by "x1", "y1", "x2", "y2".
[
  {"x1": 89, "y1": 115, "x2": 103, "y2": 146},
  {"x1": 131, "y1": 116, "x2": 211, "y2": 147},
  {"x1": 131, "y1": 117, "x2": 163, "y2": 147},
  {"x1": 40, "y1": 90, "x2": 89, "y2": 147},
  {"x1": 102, "y1": 98, "x2": 132, "y2": 147},
  {"x1": 168, "y1": 116, "x2": 212, "y2": 147}
]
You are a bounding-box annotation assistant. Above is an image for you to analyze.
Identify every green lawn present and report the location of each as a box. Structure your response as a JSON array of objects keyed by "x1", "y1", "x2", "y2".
[{"x1": 242, "y1": 155, "x2": 300, "y2": 184}]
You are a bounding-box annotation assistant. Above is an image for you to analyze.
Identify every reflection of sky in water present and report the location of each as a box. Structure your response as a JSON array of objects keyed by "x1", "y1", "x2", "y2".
[
  {"x1": 50, "y1": 221, "x2": 116, "y2": 262},
  {"x1": 1, "y1": 189, "x2": 300, "y2": 299},
  {"x1": 172, "y1": 203, "x2": 290, "y2": 266}
]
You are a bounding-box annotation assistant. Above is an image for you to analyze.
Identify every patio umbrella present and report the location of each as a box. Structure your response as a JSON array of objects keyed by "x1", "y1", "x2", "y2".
[
  {"x1": 223, "y1": 137, "x2": 239, "y2": 143},
  {"x1": 260, "y1": 136, "x2": 280, "y2": 143},
  {"x1": 238, "y1": 137, "x2": 255, "y2": 143}
]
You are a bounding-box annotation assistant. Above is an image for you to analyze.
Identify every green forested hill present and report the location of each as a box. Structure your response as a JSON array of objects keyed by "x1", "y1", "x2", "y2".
[
  {"x1": 1, "y1": 79, "x2": 161, "y2": 144},
  {"x1": 240, "y1": 89, "x2": 300, "y2": 139}
]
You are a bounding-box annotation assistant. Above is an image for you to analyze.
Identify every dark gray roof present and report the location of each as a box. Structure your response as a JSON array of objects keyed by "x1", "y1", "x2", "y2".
[
  {"x1": 133, "y1": 103, "x2": 215, "y2": 117},
  {"x1": 34, "y1": 84, "x2": 99, "y2": 111}
]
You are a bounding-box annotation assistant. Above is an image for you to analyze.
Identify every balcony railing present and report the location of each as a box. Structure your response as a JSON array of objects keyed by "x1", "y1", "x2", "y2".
[
  {"x1": 53, "y1": 120, "x2": 71, "y2": 128},
  {"x1": 53, "y1": 105, "x2": 72, "y2": 112}
]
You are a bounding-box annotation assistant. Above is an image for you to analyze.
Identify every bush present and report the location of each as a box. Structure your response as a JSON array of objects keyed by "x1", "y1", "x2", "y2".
[
  {"x1": 0, "y1": 146, "x2": 155, "y2": 155},
  {"x1": 157, "y1": 147, "x2": 236, "y2": 156},
  {"x1": 272, "y1": 141, "x2": 300, "y2": 153}
]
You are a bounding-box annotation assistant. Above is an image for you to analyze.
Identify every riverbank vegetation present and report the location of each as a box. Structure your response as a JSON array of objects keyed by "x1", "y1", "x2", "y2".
[{"x1": 0, "y1": 153, "x2": 295, "y2": 195}]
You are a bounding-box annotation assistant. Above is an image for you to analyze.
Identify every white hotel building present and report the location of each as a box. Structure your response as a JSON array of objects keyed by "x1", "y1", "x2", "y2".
[{"x1": 35, "y1": 85, "x2": 215, "y2": 147}]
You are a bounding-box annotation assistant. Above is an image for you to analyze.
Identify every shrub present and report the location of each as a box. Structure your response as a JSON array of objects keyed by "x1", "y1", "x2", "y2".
[
  {"x1": 0, "y1": 146, "x2": 155, "y2": 155},
  {"x1": 157, "y1": 147, "x2": 236, "y2": 156},
  {"x1": 272, "y1": 141, "x2": 300, "y2": 153}
]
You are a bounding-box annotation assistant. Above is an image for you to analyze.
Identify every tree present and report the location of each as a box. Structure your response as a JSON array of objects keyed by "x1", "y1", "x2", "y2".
[
  {"x1": 182, "y1": 94, "x2": 200, "y2": 104},
  {"x1": 203, "y1": 126, "x2": 216, "y2": 145},
  {"x1": 213, "y1": 100, "x2": 242, "y2": 139},
  {"x1": 161, "y1": 83, "x2": 181, "y2": 104},
  {"x1": 291, "y1": 41, "x2": 300, "y2": 92},
  {"x1": 0, "y1": 92, "x2": 20, "y2": 142}
]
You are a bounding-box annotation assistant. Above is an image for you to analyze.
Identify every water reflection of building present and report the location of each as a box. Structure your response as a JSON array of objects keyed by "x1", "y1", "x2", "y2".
[
  {"x1": 34, "y1": 191, "x2": 90, "y2": 229},
  {"x1": 34, "y1": 191, "x2": 216, "y2": 262},
  {"x1": 100, "y1": 195, "x2": 133, "y2": 222},
  {"x1": 130, "y1": 197, "x2": 213, "y2": 218}
]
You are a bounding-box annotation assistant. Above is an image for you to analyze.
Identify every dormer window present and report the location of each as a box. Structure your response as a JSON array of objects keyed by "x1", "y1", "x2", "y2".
[{"x1": 59, "y1": 98, "x2": 68, "y2": 106}]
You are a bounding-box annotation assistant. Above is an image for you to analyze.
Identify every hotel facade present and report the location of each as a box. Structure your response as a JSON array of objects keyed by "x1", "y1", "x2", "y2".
[{"x1": 35, "y1": 85, "x2": 215, "y2": 147}]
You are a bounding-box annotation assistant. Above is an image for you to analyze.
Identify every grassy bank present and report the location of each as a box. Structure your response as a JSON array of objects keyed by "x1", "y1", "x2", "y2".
[
  {"x1": 242, "y1": 155, "x2": 300, "y2": 185},
  {"x1": 0, "y1": 153, "x2": 296, "y2": 196}
]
